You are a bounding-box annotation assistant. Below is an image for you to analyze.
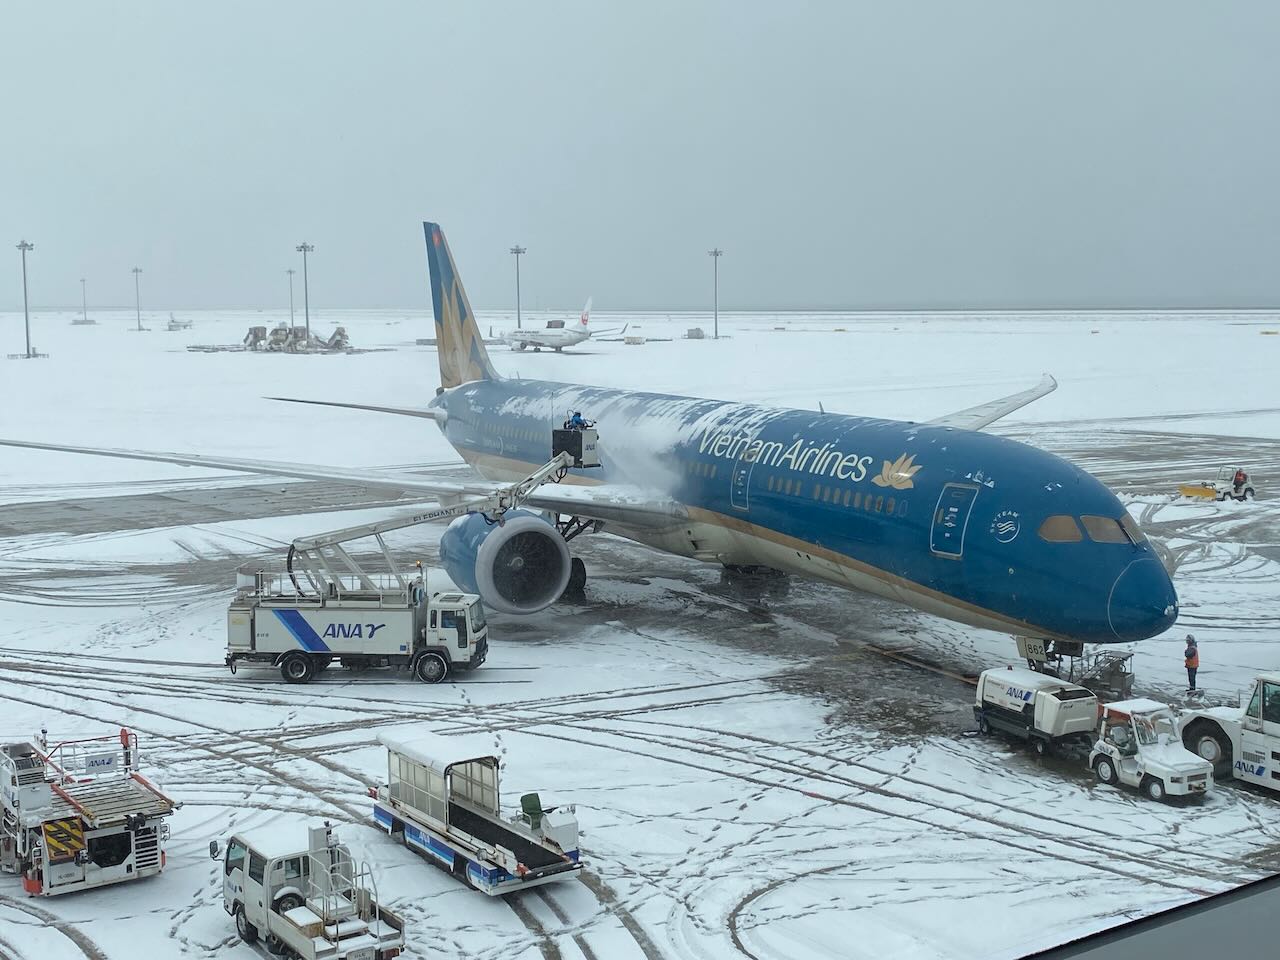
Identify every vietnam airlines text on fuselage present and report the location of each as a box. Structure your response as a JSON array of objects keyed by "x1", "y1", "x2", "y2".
[{"x1": 431, "y1": 378, "x2": 1178, "y2": 645}]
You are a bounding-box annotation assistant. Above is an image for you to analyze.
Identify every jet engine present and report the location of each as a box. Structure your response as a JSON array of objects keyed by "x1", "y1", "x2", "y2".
[{"x1": 438, "y1": 509, "x2": 570, "y2": 615}]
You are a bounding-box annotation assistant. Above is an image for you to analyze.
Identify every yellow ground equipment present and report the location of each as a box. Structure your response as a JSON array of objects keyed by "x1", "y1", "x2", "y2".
[{"x1": 1178, "y1": 466, "x2": 1256, "y2": 502}]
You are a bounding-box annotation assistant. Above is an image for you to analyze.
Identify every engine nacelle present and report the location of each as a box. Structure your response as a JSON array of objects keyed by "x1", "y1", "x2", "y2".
[{"x1": 438, "y1": 509, "x2": 570, "y2": 615}]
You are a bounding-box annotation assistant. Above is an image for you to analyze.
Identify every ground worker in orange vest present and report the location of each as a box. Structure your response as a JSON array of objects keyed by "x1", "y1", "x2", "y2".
[{"x1": 1184, "y1": 634, "x2": 1199, "y2": 693}]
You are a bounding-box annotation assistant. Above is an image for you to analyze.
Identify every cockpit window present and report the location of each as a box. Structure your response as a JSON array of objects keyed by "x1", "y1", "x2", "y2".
[
  {"x1": 1038, "y1": 516, "x2": 1083, "y2": 542},
  {"x1": 1118, "y1": 514, "x2": 1146, "y2": 545},
  {"x1": 1080, "y1": 515, "x2": 1128, "y2": 544}
]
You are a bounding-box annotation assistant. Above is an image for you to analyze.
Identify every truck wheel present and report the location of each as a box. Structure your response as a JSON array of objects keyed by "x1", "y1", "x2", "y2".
[
  {"x1": 977, "y1": 715, "x2": 991, "y2": 736},
  {"x1": 1033, "y1": 738, "x2": 1050, "y2": 758},
  {"x1": 235, "y1": 904, "x2": 258, "y2": 944},
  {"x1": 275, "y1": 893, "x2": 303, "y2": 913},
  {"x1": 1183, "y1": 722, "x2": 1231, "y2": 778},
  {"x1": 280, "y1": 652, "x2": 314, "y2": 684},
  {"x1": 1143, "y1": 776, "x2": 1167, "y2": 801},
  {"x1": 1093, "y1": 757, "x2": 1117, "y2": 785},
  {"x1": 415, "y1": 653, "x2": 448, "y2": 684},
  {"x1": 1244, "y1": 488, "x2": 1255, "y2": 501}
]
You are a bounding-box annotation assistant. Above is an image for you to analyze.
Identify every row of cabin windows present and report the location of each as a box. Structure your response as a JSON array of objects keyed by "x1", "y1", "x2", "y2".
[
  {"x1": 487, "y1": 421, "x2": 540, "y2": 443},
  {"x1": 686, "y1": 460, "x2": 719, "y2": 479},
  {"x1": 764, "y1": 474, "x2": 900, "y2": 515},
  {"x1": 1038, "y1": 514, "x2": 1145, "y2": 545}
]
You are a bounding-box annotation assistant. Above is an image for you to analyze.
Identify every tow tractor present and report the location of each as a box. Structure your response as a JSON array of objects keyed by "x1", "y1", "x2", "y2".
[
  {"x1": 371, "y1": 732, "x2": 582, "y2": 895},
  {"x1": 1179, "y1": 672, "x2": 1280, "y2": 790},
  {"x1": 1178, "y1": 465, "x2": 1257, "y2": 501},
  {"x1": 226, "y1": 447, "x2": 589, "y2": 684},
  {"x1": 1, "y1": 728, "x2": 180, "y2": 896},
  {"x1": 212, "y1": 821, "x2": 405, "y2": 960},
  {"x1": 1090, "y1": 700, "x2": 1213, "y2": 801}
]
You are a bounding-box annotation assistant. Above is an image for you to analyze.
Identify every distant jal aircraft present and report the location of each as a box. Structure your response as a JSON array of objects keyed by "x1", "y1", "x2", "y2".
[
  {"x1": 497, "y1": 299, "x2": 596, "y2": 352},
  {"x1": 0, "y1": 222, "x2": 1178, "y2": 646}
]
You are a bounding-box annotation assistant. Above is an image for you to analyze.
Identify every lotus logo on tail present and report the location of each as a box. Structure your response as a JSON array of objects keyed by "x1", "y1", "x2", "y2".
[{"x1": 872, "y1": 453, "x2": 922, "y2": 490}]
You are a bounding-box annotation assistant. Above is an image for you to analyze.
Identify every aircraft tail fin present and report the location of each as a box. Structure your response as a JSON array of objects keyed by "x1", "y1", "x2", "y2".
[
  {"x1": 580, "y1": 297, "x2": 593, "y2": 328},
  {"x1": 424, "y1": 222, "x2": 499, "y2": 388}
]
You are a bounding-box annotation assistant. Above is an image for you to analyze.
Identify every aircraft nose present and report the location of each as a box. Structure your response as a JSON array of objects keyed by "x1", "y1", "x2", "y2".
[{"x1": 1107, "y1": 558, "x2": 1178, "y2": 641}]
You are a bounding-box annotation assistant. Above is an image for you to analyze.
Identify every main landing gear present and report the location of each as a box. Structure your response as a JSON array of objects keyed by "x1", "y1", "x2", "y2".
[{"x1": 555, "y1": 514, "x2": 600, "y2": 601}]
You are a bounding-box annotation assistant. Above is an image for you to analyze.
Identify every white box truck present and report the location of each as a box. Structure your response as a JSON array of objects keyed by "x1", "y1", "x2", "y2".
[
  {"x1": 974, "y1": 666, "x2": 1099, "y2": 756},
  {"x1": 227, "y1": 568, "x2": 487, "y2": 684},
  {"x1": 1179, "y1": 671, "x2": 1280, "y2": 790}
]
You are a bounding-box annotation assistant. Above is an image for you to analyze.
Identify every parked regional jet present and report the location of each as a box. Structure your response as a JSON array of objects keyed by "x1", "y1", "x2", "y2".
[
  {"x1": 498, "y1": 299, "x2": 595, "y2": 352},
  {"x1": 0, "y1": 222, "x2": 1178, "y2": 646}
]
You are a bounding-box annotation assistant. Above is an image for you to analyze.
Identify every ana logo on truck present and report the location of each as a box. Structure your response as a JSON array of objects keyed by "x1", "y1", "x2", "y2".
[
  {"x1": 322, "y1": 622, "x2": 386, "y2": 640},
  {"x1": 1005, "y1": 686, "x2": 1034, "y2": 702},
  {"x1": 1235, "y1": 759, "x2": 1266, "y2": 777}
]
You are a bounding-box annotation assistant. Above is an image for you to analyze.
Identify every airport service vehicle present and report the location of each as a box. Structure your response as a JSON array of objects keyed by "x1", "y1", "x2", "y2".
[
  {"x1": 1178, "y1": 465, "x2": 1257, "y2": 502},
  {"x1": 973, "y1": 666, "x2": 1098, "y2": 756},
  {"x1": 1, "y1": 728, "x2": 180, "y2": 896},
  {"x1": 213, "y1": 821, "x2": 405, "y2": 960},
  {"x1": 1180, "y1": 672, "x2": 1280, "y2": 790},
  {"x1": 226, "y1": 449, "x2": 594, "y2": 683},
  {"x1": 229, "y1": 568, "x2": 487, "y2": 684},
  {"x1": 371, "y1": 733, "x2": 582, "y2": 895},
  {"x1": 1090, "y1": 700, "x2": 1213, "y2": 801},
  {"x1": 0, "y1": 220, "x2": 1182, "y2": 649}
]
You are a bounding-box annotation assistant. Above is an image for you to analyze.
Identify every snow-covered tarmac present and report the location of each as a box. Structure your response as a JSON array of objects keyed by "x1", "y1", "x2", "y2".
[{"x1": 1, "y1": 308, "x2": 1278, "y2": 959}]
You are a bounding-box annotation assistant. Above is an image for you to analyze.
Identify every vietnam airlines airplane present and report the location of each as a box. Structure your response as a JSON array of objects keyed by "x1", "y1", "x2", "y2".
[
  {"x1": 498, "y1": 298, "x2": 595, "y2": 352},
  {"x1": 0, "y1": 222, "x2": 1178, "y2": 646}
]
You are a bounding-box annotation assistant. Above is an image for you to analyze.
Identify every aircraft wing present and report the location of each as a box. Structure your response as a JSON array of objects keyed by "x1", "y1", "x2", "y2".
[
  {"x1": 0, "y1": 438, "x2": 686, "y2": 529},
  {"x1": 266, "y1": 398, "x2": 446, "y2": 421},
  {"x1": 926, "y1": 374, "x2": 1057, "y2": 431}
]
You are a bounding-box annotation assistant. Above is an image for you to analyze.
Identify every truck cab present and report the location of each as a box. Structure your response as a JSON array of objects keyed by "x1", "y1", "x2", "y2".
[
  {"x1": 1180, "y1": 672, "x2": 1280, "y2": 789},
  {"x1": 425, "y1": 592, "x2": 488, "y2": 668},
  {"x1": 1091, "y1": 700, "x2": 1213, "y2": 801},
  {"x1": 218, "y1": 822, "x2": 404, "y2": 959}
]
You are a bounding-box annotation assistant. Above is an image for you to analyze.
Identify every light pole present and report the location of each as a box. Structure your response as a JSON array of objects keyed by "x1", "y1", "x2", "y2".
[
  {"x1": 286, "y1": 268, "x2": 296, "y2": 326},
  {"x1": 708, "y1": 248, "x2": 722, "y2": 340},
  {"x1": 132, "y1": 267, "x2": 143, "y2": 331},
  {"x1": 509, "y1": 245, "x2": 526, "y2": 329},
  {"x1": 81, "y1": 277, "x2": 88, "y2": 324},
  {"x1": 17, "y1": 241, "x2": 34, "y2": 358},
  {"x1": 295, "y1": 243, "x2": 314, "y2": 337}
]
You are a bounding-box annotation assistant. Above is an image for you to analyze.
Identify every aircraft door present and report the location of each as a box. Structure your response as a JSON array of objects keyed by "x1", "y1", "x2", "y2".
[
  {"x1": 930, "y1": 483, "x2": 979, "y2": 558},
  {"x1": 729, "y1": 439, "x2": 759, "y2": 512}
]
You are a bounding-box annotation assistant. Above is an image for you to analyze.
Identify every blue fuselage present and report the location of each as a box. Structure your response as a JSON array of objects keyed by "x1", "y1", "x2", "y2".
[{"x1": 434, "y1": 378, "x2": 1178, "y2": 644}]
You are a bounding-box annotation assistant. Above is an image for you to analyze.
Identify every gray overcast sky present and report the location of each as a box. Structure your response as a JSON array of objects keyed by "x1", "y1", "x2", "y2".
[{"x1": 3, "y1": 1, "x2": 1278, "y2": 311}]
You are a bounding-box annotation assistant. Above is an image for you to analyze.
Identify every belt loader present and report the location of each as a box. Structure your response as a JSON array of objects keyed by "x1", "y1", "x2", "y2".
[{"x1": 1, "y1": 728, "x2": 180, "y2": 896}]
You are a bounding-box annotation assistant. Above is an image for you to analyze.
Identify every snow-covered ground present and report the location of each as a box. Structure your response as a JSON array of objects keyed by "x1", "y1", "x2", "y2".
[{"x1": 1, "y1": 308, "x2": 1278, "y2": 959}]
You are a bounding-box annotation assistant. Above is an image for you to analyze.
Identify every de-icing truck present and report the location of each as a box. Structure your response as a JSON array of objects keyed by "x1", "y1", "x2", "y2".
[
  {"x1": 974, "y1": 666, "x2": 1099, "y2": 756},
  {"x1": 228, "y1": 568, "x2": 488, "y2": 685}
]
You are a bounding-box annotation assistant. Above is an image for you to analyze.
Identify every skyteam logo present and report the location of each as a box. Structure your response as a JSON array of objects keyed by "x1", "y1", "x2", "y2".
[{"x1": 990, "y1": 509, "x2": 1021, "y2": 543}]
